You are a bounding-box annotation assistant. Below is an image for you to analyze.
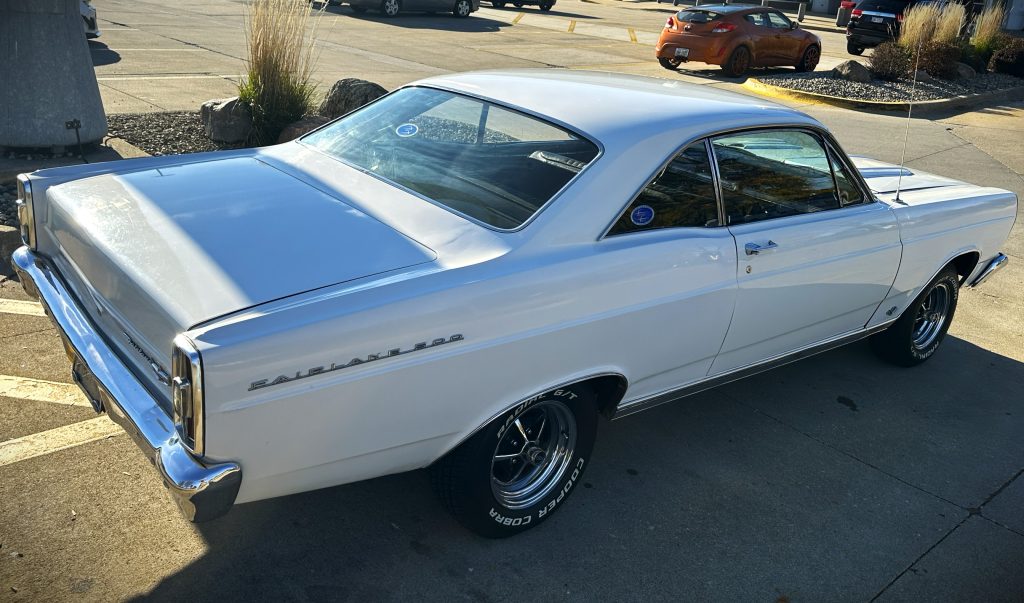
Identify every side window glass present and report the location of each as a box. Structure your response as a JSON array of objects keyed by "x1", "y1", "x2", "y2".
[
  {"x1": 745, "y1": 12, "x2": 767, "y2": 26},
  {"x1": 712, "y1": 130, "x2": 840, "y2": 225},
  {"x1": 767, "y1": 11, "x2": 790, "y2": 28},
  {"x1": 608, "y1": 142, "x2": 719, "y2": 236},
  {"x1": 829, "y1": 149, "x2": 865, "y2": 206}
]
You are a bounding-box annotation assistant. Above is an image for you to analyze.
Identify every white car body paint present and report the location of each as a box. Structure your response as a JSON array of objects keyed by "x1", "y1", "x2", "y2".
[{"x1": 21, "y1": 71, "x2": 1017, "y2": 507}]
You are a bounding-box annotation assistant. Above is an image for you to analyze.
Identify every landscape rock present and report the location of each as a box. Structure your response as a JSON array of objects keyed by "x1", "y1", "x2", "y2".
[
  {"x1": 317, "y1": 79, "x2": 387, "y2": 119},
  {"x1": 277, "y1": 116, "x2": 332, "y2": 143},
  {"x1": 954, "y1": 62, "x2": 977, "y2": 80},
  {"x1": 832, "y1": 60, "x2": 872, "y2": 83},
  {"x1": 200, "y1": 97, "x2": 253, "y2": 143}
]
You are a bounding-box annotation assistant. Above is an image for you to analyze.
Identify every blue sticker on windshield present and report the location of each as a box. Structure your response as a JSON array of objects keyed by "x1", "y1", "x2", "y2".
[
  {"x1": 630, "y1": 205, "x2": 655, "y2": 226},
  {"x1": 396, "y1": 123, "x2": 418, "y2": 137}
]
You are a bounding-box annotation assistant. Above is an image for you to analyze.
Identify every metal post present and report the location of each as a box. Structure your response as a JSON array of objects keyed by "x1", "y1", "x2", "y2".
[{"x1": 797, "y1": 1, "x2": 806, "y2": 20}]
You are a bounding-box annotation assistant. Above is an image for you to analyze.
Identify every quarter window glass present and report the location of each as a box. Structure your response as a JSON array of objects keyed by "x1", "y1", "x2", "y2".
[
  {"x1": 608, "y1": 142, "x2": 719, "y2": 235},
  {"x1": 767, "y1": 11, "x2": 791, "y2": 28},
  {"x1": 712, "y1": 130, "x2": 841, "y2": 225},
  {"x1": 830, "y1": 150, "x2": 865, "y2": 206}
]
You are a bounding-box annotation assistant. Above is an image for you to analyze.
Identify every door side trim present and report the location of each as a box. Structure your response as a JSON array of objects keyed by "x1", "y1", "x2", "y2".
[{"x1": 613, "y1": 321, "x2": 894, "y2": 418}]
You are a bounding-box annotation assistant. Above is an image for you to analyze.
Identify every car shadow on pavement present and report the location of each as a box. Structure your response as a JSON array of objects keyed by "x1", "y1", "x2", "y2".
[
  {"x1": 136, "y1": 336, "x2": 1024, "y2": 601},
  {"x1": 88, "y1": 41, "x2": 120, "y2": 67},
  {"x1": 485, "y1": 6, "x2": 601, "y2": 19}
]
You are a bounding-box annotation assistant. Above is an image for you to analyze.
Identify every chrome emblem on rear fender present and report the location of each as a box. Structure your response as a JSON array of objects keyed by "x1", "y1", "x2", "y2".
[
  {"x1": 249, "y1": 334, "x2": 465, "y2": 391},
  {"x1": 123, "y1": 331, "x2": 170, "y2": 385}
]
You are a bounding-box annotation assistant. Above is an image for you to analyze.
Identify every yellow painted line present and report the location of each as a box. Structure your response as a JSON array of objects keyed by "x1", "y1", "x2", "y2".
[
  {"x1": 0, "y1": 417, "x2": 122, "y2": 468},
  {"x1": 0, "y1": 375, "x2": 91, "y2": 407},
  {"x1": 512, "y1": 11, "x2": 525, "y2": 23},
  {"x1": 628, "y1": 28, "x2": 638, "y2": 43},
  {"x1": 568, "y1": 19, "x2": 576, "y2": 32},
  {"x1": 0, "y1": 299, "x2": 45, "y2": 317}
]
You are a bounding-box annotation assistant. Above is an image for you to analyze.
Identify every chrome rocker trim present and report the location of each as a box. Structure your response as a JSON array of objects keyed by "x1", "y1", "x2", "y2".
[
  {"x1": 11, "y1": 246, "x2": 241, "y2": 522},
  {"x1": 967, "y1": 253, "x2": 1008, "y2": 288}
]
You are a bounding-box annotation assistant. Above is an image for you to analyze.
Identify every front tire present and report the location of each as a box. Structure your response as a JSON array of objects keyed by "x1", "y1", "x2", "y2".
[
  {"x1": 431, "y1": 384, "x2": 598, "y2": 538},
  {"x1": 380, "y1": 0, "x2": 401, "y2": 16},
  {"x1": 796, "y1": 44, "x2": 820, "y2": 72},
  {"x1": 453, "y1": 0, "x2": 472, "y2": 16},
  {"x1": 539, "y1": 1, "x2": 553, "y2": 10},
  {"x1": 871, "y1": 267, "x2": 960, "y2": 367}
]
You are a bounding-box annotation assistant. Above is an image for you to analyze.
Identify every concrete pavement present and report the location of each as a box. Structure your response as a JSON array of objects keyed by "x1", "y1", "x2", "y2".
[{"x1": 1, "y1": 0, "x2": 1022, "y2": 600}]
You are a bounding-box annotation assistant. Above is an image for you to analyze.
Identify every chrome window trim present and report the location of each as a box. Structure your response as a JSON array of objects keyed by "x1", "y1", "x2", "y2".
[
  {"x1": 172, "y1": 334, "x2": 205, "y2": 457},
  {"x1": 613, "y1": 320, "x2": 896, "y2": 418},
  {"x1": 297, "y1": 84, "x2": 606, "y2": 234}
]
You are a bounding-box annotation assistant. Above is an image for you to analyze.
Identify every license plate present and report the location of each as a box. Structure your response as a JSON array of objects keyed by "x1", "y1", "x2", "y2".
[
  {"x1": 871, "y1": 16, "x2": 883, "y2": 22},
  {"x1": 674, "y1": 48, "x2": 689, "y2": 58}
]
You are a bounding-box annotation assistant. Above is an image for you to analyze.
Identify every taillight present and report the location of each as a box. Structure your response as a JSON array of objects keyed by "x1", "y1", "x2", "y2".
[
  {"x1": 852, "y1": 8, "x2": 862, "y2": 16},
  {"x1": 896, "y1": 12, "x2": 903, "y2": 21},
  {"x1": 172, "y1": 335, "x2": 205, "y2": 455},
  {"x1": 15, "y1": 174, "x2": 34, "y2": 248},
  {"x1": 666, "y1": 16, "x2": 675, "y2": 29},
  {"x1": 840, "y1": 0, "x2": 855, "y2": 7},
  {"x1": 711, "y1": 21, "x2": 736, "y2": 33}
]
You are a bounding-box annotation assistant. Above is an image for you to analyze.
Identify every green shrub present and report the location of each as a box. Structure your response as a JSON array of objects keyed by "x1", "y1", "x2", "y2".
[
  {"x1": 870, "y1": 42, "x2": 911, "y2": 81},
  {"x1": 917, "y1": 41, "x2": 962, "y2": 79},
  {"x1": 239, "y1": 0, "x2": 322, "y2": 144},
  {"x1": 988, "y1": 37, "x2": 1024, "y2": 77}
]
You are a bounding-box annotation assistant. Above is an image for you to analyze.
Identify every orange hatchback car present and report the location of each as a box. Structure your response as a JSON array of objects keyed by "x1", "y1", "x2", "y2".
[{"x1": 656, "y1": 4, "x2": 821, "y2": 77}]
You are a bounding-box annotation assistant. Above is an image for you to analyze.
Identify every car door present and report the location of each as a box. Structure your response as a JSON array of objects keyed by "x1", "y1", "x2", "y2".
[
  {"x1": 742, "y1": 11, "x2": 778, "y2": 64},
  {"x1": 765, "y1": 10, "x2": 801, "y2": 63},
  {"x1": 602, "y1": 140, "x2": 739, "y2": 401},
  {"x1": 707, "y1": 128, "x2": 902, "y2": 375}
]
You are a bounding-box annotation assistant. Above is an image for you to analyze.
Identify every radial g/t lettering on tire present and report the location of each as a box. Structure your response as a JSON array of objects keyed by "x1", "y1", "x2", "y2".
[{"x1": 430, "y1": 384, "x2": 598, "y2": 538}]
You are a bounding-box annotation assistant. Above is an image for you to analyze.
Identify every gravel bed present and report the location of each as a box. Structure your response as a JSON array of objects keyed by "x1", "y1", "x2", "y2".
[
  {"x1": 106, "y1": 112, "x2": 243, "y2": 157},
  {"x1": 0, "y1": 181, "x2": 17, "y2": 228},
  {"x1": 757, "y1": 71, "x2": 1024, "y2": 103}
]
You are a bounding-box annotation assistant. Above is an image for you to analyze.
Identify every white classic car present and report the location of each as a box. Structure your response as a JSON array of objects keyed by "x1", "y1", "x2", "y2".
[{"x1": 11, "y1": 71, "x2": 1015, "y2": 537}]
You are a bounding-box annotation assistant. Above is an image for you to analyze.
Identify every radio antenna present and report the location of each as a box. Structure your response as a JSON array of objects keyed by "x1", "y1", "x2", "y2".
[{"x1": 894, "y1": 35, "x2": 924, "y2": 204}]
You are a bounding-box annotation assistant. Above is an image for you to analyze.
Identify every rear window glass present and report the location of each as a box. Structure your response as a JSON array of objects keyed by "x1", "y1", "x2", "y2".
[
  {"x1": 856, "y1": 0, "x2": 909, "y2": 12},
  {"x1": 675, "y1": 9, "x2": 724, "y2": 22},
  {"x1": 303, "y1": 87, "x2": 599, "y2": 230}
]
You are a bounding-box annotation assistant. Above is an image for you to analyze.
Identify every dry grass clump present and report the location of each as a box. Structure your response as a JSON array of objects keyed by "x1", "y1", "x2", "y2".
[
  {"x1": 971, "y1": 4, "x2": 1007, "y2": 58},
  {"x1": 239, "y1": 0, "x2": 323, "y2": 144},
  {"x1": 932, "y1": 2, "x2": 965, "y2": 45},
  {"x1": 899, "y1": 2, "x2": 941, "y2": 53}
]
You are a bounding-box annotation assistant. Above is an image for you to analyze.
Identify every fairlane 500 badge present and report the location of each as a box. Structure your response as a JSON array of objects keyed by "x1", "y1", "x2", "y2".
[{"x1": 249, "y1": 334, "x2": 464, "y2": 391}]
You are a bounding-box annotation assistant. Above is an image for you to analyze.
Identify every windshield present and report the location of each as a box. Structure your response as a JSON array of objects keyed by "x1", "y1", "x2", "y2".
[{"x1": 302, "y1": 87, "x2": 600, "y2": 230}]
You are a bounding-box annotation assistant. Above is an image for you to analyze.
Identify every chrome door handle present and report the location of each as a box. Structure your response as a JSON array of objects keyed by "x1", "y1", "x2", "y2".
[{"x1": 744, "y1": 240, "x2": 778, "y2": 256}]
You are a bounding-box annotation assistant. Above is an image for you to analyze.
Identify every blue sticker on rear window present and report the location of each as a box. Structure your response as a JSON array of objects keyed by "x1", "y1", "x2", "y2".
[
  {"x1": 630, "y1": 205, "x2": 655, "y2": 226},
  {"x1": 396, "y1": 123, "x2": 418, "y2": 137}
]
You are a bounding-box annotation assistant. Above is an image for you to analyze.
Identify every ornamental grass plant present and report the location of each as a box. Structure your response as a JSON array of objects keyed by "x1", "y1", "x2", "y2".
[
  {"x1": 898, "y1": 2, "x2": 967, "y2": 79},
  {"x1": 239, "y1": 0, "x2": 323, "y2": 144},
  {"x1": 971, "y1": 4, "x2": 1008, "y2": 64}
]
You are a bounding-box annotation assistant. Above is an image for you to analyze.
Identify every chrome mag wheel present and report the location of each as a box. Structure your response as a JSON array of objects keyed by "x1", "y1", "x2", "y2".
[
  {"x1": 912, "y1": 281, "x2": 952, "y2": 350},
  {"x1": 491, "y1": 401, "x2": 577, "y2": 510},
  {"x1": 381, "y1": 0, "x2": 400, "y2": 16}
]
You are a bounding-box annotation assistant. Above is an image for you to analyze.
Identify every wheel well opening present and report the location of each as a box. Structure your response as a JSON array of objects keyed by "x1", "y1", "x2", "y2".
[
  {"x1": 950, "y1": 252, "x2": 980, "y2": 285},
  {"x1": 581, "y1": 375, "x2": 629, "y2": 419}
]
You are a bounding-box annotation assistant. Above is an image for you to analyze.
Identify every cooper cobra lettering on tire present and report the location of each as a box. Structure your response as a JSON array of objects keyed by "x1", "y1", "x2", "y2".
[{"x1": 431, "y1": 384, "x2": 598, "y2": 537}]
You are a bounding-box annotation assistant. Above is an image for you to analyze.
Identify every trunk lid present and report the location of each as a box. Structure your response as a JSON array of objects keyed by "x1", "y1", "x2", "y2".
[{"x1": 46, "y1": 156, "x2": 437, "y2": 402}]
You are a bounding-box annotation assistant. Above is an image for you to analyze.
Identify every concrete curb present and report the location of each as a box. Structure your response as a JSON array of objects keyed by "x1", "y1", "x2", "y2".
[{"x1": 742, "y1": 78, "x2": 1024, "y2": 112}]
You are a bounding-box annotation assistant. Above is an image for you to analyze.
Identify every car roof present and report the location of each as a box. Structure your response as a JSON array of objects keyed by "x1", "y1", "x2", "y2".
[
  {"x1": 679, "y1": 4, "x2": 757, "y2": 12},
  {"x1": 413, "y1": 70, "x2": 818, "y2": 152}
]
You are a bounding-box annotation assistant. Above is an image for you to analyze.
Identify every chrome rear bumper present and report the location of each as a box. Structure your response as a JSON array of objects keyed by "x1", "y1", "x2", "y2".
[
  {"x1": 968, "y1": 253, "x2": 1008, "y2": 288},
  {"x1": 10, "y1": 246, "x2": 240, "y2": 522}
]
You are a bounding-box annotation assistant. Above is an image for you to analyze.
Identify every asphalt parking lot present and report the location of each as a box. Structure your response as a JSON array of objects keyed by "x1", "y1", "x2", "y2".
[{"x1": 1, "y1": 0, "x2": 1023, "y2": 600}]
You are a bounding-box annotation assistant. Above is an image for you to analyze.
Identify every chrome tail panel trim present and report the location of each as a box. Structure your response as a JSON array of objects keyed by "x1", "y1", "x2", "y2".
[
  {"x1": 10, "y1": 246, "x2": 240, "y2": 522},
  {"x1": 613, "y1": 323, "x2": 893, "y2": 419},
  {"x1": 967, "y1": 253, "x2": 1008, "y2": 288}
]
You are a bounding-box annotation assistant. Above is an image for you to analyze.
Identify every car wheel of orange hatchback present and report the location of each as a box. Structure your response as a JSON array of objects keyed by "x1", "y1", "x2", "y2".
[
  {"x1": 658, "y1": 57, "x2": 682, "y2": 70},
  {"x1": 722, "y1": 46, "x2": 750, "y2": 77},
  {"x1": 796, "y1": 45, "x2": 820, "y2": 72}
]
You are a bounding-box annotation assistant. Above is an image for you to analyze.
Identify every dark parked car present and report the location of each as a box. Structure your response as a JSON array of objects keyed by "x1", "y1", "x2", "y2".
[
  {"x1": 845, "y1": 0, "x2": 909, "y2": 54},
  {"x1": 348, "y1": 0, "x2": 479, "y2": 17},
  {"x1": 489, "y1": 0, "x2": 555, "y2": 10}
]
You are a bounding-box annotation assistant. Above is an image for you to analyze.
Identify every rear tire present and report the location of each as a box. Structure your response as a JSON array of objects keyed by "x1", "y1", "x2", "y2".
[
  {"x1": 380, "y1": 0, "x2": 401, "y2": 16},
  {"x1": 539, "y1": 1, "x2": 553, "y2": 10},
  {"x1": 796, "y1": 44, "x2": 820, "y2": 72},
  {"x1": 722, "y1": 45, "x2": 751, "y2": 77},
  {"x1": 659, "y1": 56, "x2": 682, "y2": 70},
  {"x1": 847, "y1": 41, "x2": 865, "y2": 55},
  {"x1": 430, "y1": 384, "x2": 598, "y2": 538},
  {"x1": 453, "y1": 0, "x2": 472, "y2": 16},
  {"x1": 870, "y1": 267, "x2": 959, "y2": 367}
]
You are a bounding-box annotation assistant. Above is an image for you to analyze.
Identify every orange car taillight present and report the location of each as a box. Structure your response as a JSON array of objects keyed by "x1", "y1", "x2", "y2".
[
  {"x1": 710, "y1": 21, "x2": 736, "y2": 33},
  {"x1": 665, "y1": 16, "x2": 675, "y2": 29}
]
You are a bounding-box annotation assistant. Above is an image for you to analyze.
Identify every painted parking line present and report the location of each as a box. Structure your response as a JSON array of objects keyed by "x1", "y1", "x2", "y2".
[
  {"x1": 0, "y1": 299, "x2": 45, "y2": 317},
  {"x1": 0, "y1": 417, "x2": 122, "y2": 468},
  {"x1": 0, "y1": 375, "x2": 91, "y2": 407}
]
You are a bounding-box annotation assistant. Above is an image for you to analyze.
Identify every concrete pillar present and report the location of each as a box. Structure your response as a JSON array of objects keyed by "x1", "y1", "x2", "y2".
[{"x1": 0, "y1": 0, "x2": 107, "y2": 149}]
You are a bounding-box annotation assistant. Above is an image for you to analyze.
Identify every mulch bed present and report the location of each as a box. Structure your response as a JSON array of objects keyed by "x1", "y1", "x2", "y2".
[{"x1": 757, "y1": 71, "x2": 1023, "y2": 103}]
